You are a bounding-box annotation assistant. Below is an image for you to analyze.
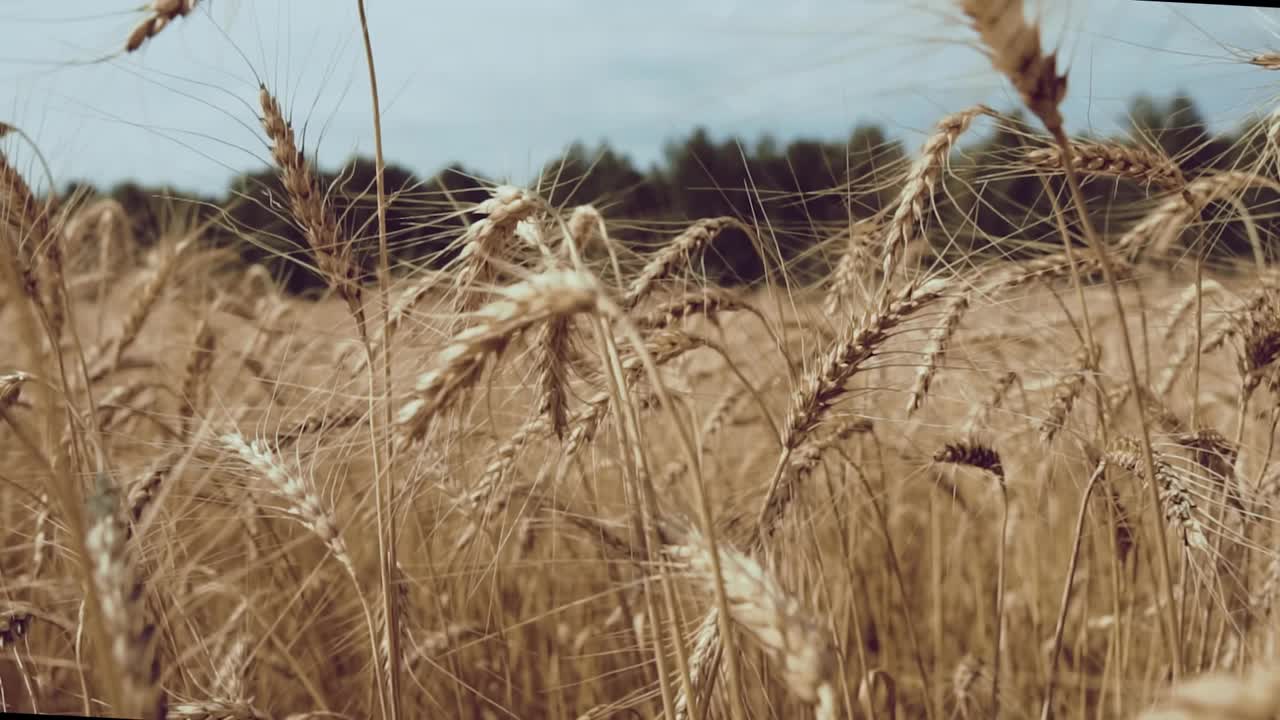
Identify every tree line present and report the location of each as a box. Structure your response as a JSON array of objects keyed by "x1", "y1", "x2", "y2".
[{"x1": 72, "y1": 92, "x2": 1279, "y2": 294}]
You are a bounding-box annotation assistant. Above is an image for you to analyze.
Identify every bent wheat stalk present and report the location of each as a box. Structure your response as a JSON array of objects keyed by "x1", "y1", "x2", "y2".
[{"x1": 959, "y1": 0, "x2": 1182, "y2": 674}]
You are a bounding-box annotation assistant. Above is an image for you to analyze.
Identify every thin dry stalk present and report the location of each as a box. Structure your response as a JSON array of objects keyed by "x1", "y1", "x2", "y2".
[
  {"x1": 960, "y1": 0, "x2": 1186, "y2": 679},
  {"x1": 1040, "y1": 460, "x2": 1107, "y2": 719},
  {"x1": 934, "y1": 441, "x2": 1008, "y2": 718}
]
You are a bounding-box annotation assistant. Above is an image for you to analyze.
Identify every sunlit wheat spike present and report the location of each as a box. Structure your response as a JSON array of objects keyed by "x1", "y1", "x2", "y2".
[
  {"x1": 86, "y1": 237, "x2": 193, "y2": 376},
  {"x1": 824, "y1": 214, "x2": 884, "y2": 315},
  {"x1": 395, "y1": 269, "x2": 614, "y2": 446},
  {"x1": 1163, "y1": 279, "x2": 1226, "y2": 343},
  {"x1": 1038, "y1": 344, "x2": 1098, "y2": 446},
  {"x1": 1116, "y1": 171, "x2": 1278, "y2": 262},
  {"x1": 759, "y1": 277, "x2": 948, "y2": 545},
  {"x1": 907, "y1": 288, "x2": 970, "y2": 415},
  {"x1": 1, "y1": 147, "x2": 53, "y2": 310},
  {"x1": 1234, "y1": 288, "x2": 1280, "y2": 395},
  {"x1": 179, "y1": 318, "x2": 216, "y2": 439},
  {"x1": 964, "y1": 371, "x2": 1017, "y2": 437},
  {"x1": 636, "y1": 286, "x2": 753, "y2": 330}
]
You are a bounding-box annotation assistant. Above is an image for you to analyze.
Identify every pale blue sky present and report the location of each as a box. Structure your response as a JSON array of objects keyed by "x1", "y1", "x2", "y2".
[{"x1": 0, "y1": 1, "x2": 1276, "y2": 195}]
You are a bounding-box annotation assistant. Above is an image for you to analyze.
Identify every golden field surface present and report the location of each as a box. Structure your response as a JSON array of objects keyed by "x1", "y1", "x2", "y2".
[{"x1": 7, "y1": 2, "x2": 1280, "y2": 720}]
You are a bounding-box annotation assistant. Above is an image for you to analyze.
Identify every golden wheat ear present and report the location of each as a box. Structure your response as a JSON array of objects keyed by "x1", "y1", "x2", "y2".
[
  {"x1": 959, "y1": 0, "x2": 1067, "y2": 131},
  {"x1": 127, "y1": 1, "x2": 201, "y2": 53}
]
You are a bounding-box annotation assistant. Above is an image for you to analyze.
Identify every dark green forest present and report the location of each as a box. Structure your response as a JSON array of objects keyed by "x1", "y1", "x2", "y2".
[{"x1": 77, "y1": 93, "x2": 1280, "y2": 294}]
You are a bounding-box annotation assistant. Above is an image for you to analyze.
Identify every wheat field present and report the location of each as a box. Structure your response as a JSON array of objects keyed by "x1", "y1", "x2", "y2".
[{"x1": 5, "y1": 1, "x2": 1280, "y2": 719}]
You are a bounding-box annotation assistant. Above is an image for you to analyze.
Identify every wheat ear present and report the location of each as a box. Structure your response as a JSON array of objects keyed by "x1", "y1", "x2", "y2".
[
  {"x1": 623, "y1": 217, "x2": 746, "y2": 309},
  {"x1": 1038, "y1": 343, "x2": 1098, "y2": 445},
  {"x1": 258, "y1": 85, "x2": 366, "y2": 335},
  {"x1": 959, "y1": 0, "x2": 1066, "y2": 130},
  {"x1": 126, "y1": 0, "x2": 200, "y2": 52},
  {"x1": 1107, "y1": 436, "x2": 1210, "y2": 552},
  {"x1": 1025, "y1": 141, "x2": 1185, "y2": 190},
  {"x1": 672, "y1": 527, "x2": 837, "y2": 719},
  {"x1": 395, "y1": 269, "x2": 614, "y2": 447},
  {"x1": 878, "y1": 106, "x2": 991, "y2": 286},
  {"x1": 452, "y1": 185, "x2": 539, "y2": 315},
  {"x1": 85, "y1": 474, "x2": 166, "y2": 720}
]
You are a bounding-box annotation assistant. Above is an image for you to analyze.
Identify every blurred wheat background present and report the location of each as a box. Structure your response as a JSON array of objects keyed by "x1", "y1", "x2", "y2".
[{"x1": 5, "y1": 2, "x2": 1280, "y2": 719}]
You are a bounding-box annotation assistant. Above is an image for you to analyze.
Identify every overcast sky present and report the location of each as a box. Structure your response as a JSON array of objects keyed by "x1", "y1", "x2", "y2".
[{"x1": 1, "y1": 1, "x2": 1277, "y2": 195}]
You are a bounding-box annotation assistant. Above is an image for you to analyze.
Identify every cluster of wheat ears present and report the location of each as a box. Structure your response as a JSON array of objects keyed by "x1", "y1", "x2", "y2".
[{"x1": 6, "y1": 1, "x2": 1280, "y2": 718}]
